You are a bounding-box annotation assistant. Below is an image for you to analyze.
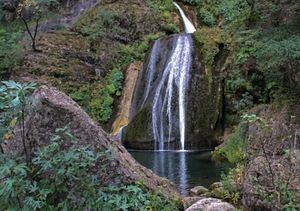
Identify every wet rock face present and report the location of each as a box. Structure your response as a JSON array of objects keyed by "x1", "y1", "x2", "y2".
[
  {"x1": 122, "y1": 35, "x2": 224, "y2": 150},
  {"x1": 111, "y1": 61, "x2": 142, "y2": 136},
  {"x1": 123, "y1": 35, "x2": 178, "y2": 149}
]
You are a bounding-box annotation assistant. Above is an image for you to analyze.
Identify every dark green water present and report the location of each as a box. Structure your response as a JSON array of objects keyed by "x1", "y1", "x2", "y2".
[{"x1": 129, "y1": 150, "x2": 231, "y2": 195}]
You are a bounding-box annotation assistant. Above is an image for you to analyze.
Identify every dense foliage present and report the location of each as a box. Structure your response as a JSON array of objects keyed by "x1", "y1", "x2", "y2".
[
  {"x1": 0, "y1": 80, "x2": 36, "y2": 156},
  {"x1": 197, "y1": 0, "x2": 300, "y2": 209},
  {"x1": 0, "y1": 22, "x2": 23, "y2": 79},
  {"x1": 190, "y1": 0, "x2": 299, "y2": 115},
  {"x1": 212, "y1": 123, "x2": 247, "y2": 164},
  {"x1": 0, "y1": 126, "x2": 180, "y2": 210},
  {"x1": 74, "y1": 8, "x2": 122, "y2": 42},
  {"x1": 0, "y1": 81, "x2": 181, "y2": 210}
]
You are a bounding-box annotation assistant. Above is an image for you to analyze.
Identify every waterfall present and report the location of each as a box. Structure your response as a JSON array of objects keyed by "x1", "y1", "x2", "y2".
[
  {"x1": 126, "y1": 1, "x2": 197, "y2": 151},
  {"x1": 140, "y1": 41, "x2": 161, "y2": 109},
  {"x1": 152, "y1": 2, "x2": 195, "y2": 150},
  {"x1": 173, "y1": 2, "x2": 196, "y2": 34},
  {"x1": 116, "y1": 126, "x2": 126, "y2": 142},
  {"x1": 152, "y1": 35, "x2": 192, "y2": 150}
]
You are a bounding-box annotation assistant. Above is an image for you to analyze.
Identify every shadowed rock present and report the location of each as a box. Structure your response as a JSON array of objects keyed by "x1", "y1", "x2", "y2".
[{"x1": 2, "y1": 86, "x2": 180, "y2": 199}]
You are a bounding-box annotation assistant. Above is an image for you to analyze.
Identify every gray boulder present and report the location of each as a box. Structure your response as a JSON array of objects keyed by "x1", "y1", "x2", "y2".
[
  {"x1": 2, "y1": 86, "x2": 180, "y2": 199},
  {"x1": 185, "y1": 198, "x2": 235, "y2": 211},
  {"x1": 190, "y1": 186, "x2": 209, "y2": 196}
]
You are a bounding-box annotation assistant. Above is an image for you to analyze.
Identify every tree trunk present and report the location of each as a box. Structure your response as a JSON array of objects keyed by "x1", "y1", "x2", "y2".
[{"x1": 21, "y1": 15, "x2": 41, "y2": 52}]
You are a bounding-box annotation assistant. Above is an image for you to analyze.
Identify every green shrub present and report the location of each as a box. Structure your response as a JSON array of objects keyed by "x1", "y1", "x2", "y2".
[
  {"x1": 0, "y1": 22, "x2": 23, "y2": 79},
  {"x1": 217, "y1": 0, "x2": 252, "y2": 30},
  {"x1": 0, "y1": 126, "x2": 181, "y2": 210},
  {"x1": 212, "y1": 123, "x2": 247, "y2": 164},
  {"x1": 97, "y1": 69, "x2": 123, "y2": 122},
  {"x1": 193, "y1": 27, "x2": 221, "y2": 66},
  {"x1": 118, "y1": 33, "x2": 163, "y2": 66},
  {"x1": 74, "y1": 9, "x2": 121, "y2": 41},
  {"x1": 165, "y1": 23, "x2": 180, "y2": 34},
  {"x1": 146, "y1": 0, "x2": 181, "y2": 34},
  {"x1": 147, "y1": 0, "x2": 173, "y2": 12},
  {"x1": 256, "y1": 33, "x2": 300, "y2": 71},
  {"x1": 233, "y1": 92, "x2": 254, "y2": 111},
  {"x1": 0, "y1": 80, "x2": 36, "y2": 155},
  {"x1": 221, "y1": 165, "x2": 244, "y2": 205},
  {"x1": 198, "y1": 8, "x2": 216, "y2": 26},
  {"x1": 69, "y1": 85, "x2": 91, "y2": 104}
]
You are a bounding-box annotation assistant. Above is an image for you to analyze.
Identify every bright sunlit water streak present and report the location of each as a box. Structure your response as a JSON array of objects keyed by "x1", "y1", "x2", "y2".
[
  {"x1": 173, "y1": 2, "x2": 197, "y2": 34},
  {"x1": 151, "y1": 35, "x2": 192, "y2": 151}
]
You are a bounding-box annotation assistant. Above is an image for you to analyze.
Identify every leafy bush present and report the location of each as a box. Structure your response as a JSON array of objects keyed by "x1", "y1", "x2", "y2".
[
  {"x1": 146, "y1": 0, "x2": 173, "y2": 12},
  {"x1": 74, "y1": 9, "x2": 121, "y2": 41},
  {"x1": 0, "y1": 126, "x2": 180, "y2": 210},
  {"x1": 98, "y1": 70, "x2": 123, "y2": 122},
  {"x1": 221, "y1": 165, "x2": 244, "y2": 205},
  {"x1": 212, "y1": 123, "x2": 247, "y2": 164},
  {"x1": 0, "y1": 22, "x2": 23, "y2": 79},
  {"x1": 198, "y1": 8, "x2": 216, "y2": 26},
  {"x1": 233, "y1": 92, "x2": 254, "y2": 111},
  {"x1": 194, "y1": 27, "x2": 221, "y2": 66},
  {"x1": 217, "y1": 0, "x2": 251, "y2": 30},
  {"x1": 147, "y1": 0, "x2": 182, "y2": 34},
  {"x1": 165, "y1": 23, "x2": 180, "y2": 34},
  {"x1": 0, "y1": 80, "x2": 36, "y2": 156},
  {"x1": 256, "y1": 32, "x2": 300, "y2": 78},
  {"x1": 118, "y1": 33, "x2": 163, "y2": 66}
]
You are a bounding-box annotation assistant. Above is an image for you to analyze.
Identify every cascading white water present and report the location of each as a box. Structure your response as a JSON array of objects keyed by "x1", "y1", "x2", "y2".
[
  {"x1": 151, "y1": 2, "x2": 195, "y2": 150},
  {"x1": 140, "y1": 41, "x2": 161, "y2": 108},
  {"x1": 173, "y1": 2, "x2": 196, "y2": 34},
  {"x1": 152, "y1": 35, "x2": 192, "y2": 151},
  {"x1": 116, "y1": 125, "x2": 126, "y2": 142},
  {"x1": 126, "y1": 1, "x2": 196, "y2": 151}
]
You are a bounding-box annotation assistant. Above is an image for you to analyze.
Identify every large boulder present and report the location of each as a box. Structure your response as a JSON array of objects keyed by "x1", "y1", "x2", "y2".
[
  {"x1": 185, "y1": 198, "x2": 235, "y2": 211},
  {"x1": 2, "y1": 86, "x2": 180, "y2": 199}
]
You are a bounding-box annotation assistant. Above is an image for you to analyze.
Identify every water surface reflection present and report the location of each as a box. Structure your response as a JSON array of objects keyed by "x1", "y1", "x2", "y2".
[{"x1": 130, "y1": 150, "x2": 230, "y2": 195}]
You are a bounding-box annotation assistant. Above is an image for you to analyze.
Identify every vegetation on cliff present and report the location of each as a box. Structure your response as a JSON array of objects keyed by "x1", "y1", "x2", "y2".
[
  {"x1": 0, "y1": 0, "x2": 299, "y2": 210},
  {"x1": 0, "y1": 81, "x2": 182, "y2": 210},
  {"x1": 0, "y1": 0, "x2": 181, "y2": 127},
  {"x1": 190, "y1": 0, "x2": 300, "y2": 209}
]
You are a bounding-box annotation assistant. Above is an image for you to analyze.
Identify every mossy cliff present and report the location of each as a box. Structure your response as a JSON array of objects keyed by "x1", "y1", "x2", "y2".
[
  {"x1": 190, "y1": 0, "x2": 300, "y2": 209},
  {"x1": 122, "y1": 33, "x2": 226, "y2": 150},
  {"x1": 8, "y1": 0, "x2": 180, "y2": 129}
]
